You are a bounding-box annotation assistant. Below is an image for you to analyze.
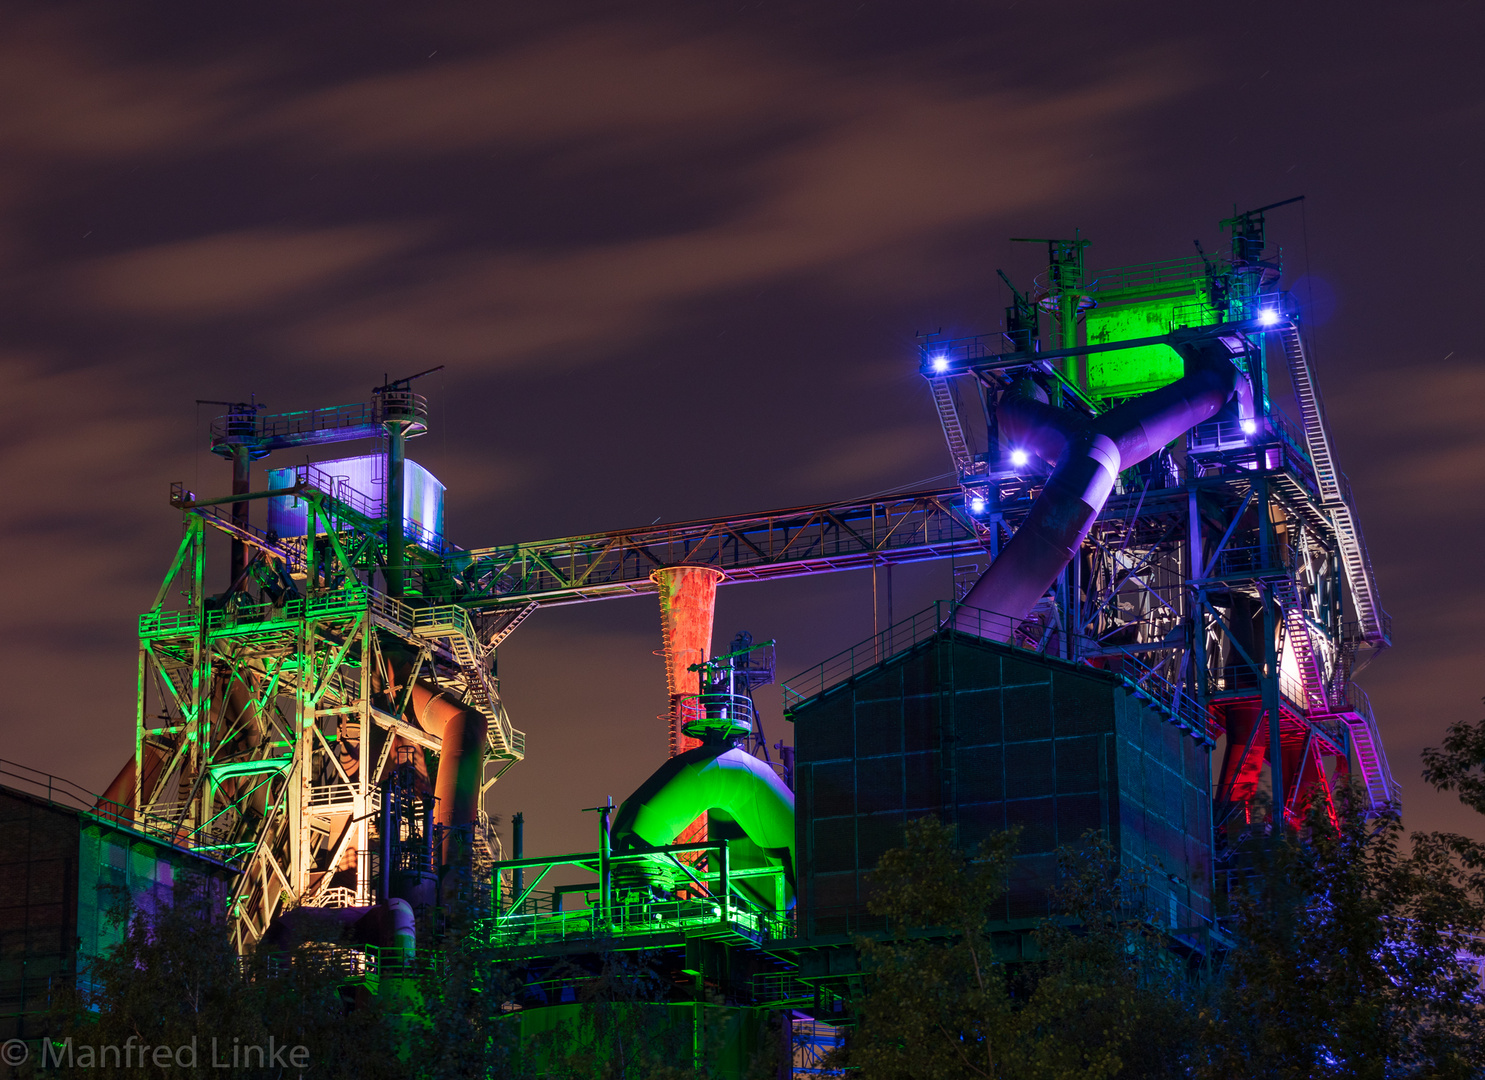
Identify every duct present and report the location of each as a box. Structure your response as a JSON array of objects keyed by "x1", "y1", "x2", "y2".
[
  {"x1": 376, "y1": 642, "x2": 487, "y2": 874},
  {"x1": 1216, "y1": 701, "x2": 1266, "y2": 809},
  {"x1": 262, "y1": 897, "x2": 416, "y2": 967},
  {"x1": 958, "y1": 335, "x2": 1248, "y2": 640},
  {"x1": 403, "y1": 680, "x2": 487, "y2": 871},
  {"x1": 98, "y1": 744, "x2": 169, "y2": 817},
  {"x1": 610, "y1": 742, "x2": 795, "y2": 897},
  {"x1": 998, "y1": 394, "x2": 1086, "y2": 467}
]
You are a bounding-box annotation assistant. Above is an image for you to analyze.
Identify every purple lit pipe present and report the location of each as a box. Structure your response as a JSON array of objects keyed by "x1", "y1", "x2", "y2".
[{"x1": 959, "y1": 336, "x2": 1246, "y2": 639}]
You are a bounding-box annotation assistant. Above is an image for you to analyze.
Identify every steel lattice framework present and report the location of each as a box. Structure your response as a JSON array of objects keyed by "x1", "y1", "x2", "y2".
[{"x1": 126, "y1": 204, "x2": 1393, "y2": 953}]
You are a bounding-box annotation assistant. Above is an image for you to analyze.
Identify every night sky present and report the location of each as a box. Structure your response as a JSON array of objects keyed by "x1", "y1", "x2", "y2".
[{"x1": 3, "y1": 1, "x2": 1481, "y2": 861}]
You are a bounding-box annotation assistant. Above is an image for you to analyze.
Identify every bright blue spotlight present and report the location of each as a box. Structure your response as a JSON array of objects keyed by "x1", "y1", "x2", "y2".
[
  {"x1": 970, "y1": 497, "x2": 986, "y2": 514},
  {"x1": 1241, "y1": 419, "x2": 1257, "y2": 435},
  {"x1": 931, "y1": 355, "x2": 949, "y2": 372},
  {"x1": 1257, "y1": 308, "x2": 1279, "y2": 326},
  {"x1": 1009, "y1": 448, "x2": 1029, "y2": 467}
]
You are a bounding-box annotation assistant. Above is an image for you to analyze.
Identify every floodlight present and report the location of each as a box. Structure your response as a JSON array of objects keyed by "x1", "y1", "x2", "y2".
[
  {"x1": 931, "y1": 355, "x2": 949, "y2": 373},
  {"x1": 1257, "y1": 308, "x2": 1279, "y2": 326},
  {"x1": 1241, "y1": 419, "x2": 1257, "y2": 435},
  {"x1": 1009, "y1": 448, "x2": 1029, "y2": 467},
  {"x1": 970, "y1": 497, "x2": 986, "y2": 514}
]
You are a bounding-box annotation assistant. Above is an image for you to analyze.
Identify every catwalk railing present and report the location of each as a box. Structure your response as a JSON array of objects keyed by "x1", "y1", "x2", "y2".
[
  {"x1": 0, "y1": 758, "x2": 229, "y2": 859},
  {"x1": 781, "y1": 601, "x2": 1221, "y2": 742}
]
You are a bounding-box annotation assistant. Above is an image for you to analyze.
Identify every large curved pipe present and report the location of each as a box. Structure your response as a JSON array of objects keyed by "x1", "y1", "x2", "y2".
[
  {"x1": 611, "y1": 743, "x2": 795, "y2": 889},
  {"x1": 262, "y1": 897, "x2": 416, "y2": 966},
  {"x1": 959, "y1": 337, "x2": 1246, "y2": 639},
  {"x1": 404, "y1": 681, "x2": 487, "y2": 869}
]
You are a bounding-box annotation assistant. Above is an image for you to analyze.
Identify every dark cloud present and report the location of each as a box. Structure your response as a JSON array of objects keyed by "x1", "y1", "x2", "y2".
[{"x1": 0, "y1": 1, "x2": 1480, "y2": 857}]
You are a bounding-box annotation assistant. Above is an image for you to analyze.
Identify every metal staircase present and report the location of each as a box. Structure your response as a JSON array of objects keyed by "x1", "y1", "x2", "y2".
[
  {"x1": 368, "y1": 591, "x2": 526, "y2": 761},
  {"x1": 1272, "y1": 576, "x2": 1329, "y2": 713},
  {"x1": 1273, "y1": 320, "x2": 1398, "y2": 810},
  {"x1": 1332, "y1": 683, "x2": 1400, "y2": 809},
  {"x1": 1276, "y1": 324, "x2": 1389, "y2": 646},
  {"x1": 928, "y1": 376, "x2": 976, "y2": 477}
]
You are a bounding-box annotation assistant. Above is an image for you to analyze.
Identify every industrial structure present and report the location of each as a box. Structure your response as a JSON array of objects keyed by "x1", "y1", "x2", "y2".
[{"x1": 5, "y1": 202, "x2": 1392, "y2": 1072}]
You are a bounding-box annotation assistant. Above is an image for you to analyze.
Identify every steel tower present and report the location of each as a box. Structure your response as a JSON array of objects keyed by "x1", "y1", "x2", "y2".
[
  {"x1": 922, "y1": 200, "x2": 1394, "y2": 837},
  {"x1": 126, "y1": 375, "x2": 524, "y2": 949}
]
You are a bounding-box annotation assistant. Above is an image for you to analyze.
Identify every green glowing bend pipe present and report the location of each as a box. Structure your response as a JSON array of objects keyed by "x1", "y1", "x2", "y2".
[{"x1": 611, "y1": 743, "x2": 795, "y2": 888}]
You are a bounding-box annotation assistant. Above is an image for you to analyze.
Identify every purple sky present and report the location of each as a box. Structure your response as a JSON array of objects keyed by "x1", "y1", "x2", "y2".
[{"x1": 2, "y1": 1, "x2": 1481, "y2": 859}]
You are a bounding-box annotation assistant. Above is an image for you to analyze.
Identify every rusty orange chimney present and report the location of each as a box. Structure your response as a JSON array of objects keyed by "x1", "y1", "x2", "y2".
[{"x1": 651, "y1": 566, "x2": 726, "y2": 757}]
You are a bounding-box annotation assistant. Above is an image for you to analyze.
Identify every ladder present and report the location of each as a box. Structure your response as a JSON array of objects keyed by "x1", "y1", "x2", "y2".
[{"x1": 1276, "y1": 325, "x2": 1389, "y2": 646}]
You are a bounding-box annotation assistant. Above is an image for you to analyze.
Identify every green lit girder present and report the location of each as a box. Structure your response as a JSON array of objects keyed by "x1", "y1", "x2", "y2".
[
  {"x1": 135, "y1": 512, "x2": 522, "y2": 952},
  {"x1": 486, "y1": 840, "x2": 791, "y2": 954}
]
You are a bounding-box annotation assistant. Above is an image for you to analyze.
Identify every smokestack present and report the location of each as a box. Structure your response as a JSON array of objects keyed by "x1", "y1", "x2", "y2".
[{"x1": 650, "y1": 566, "x2": 726, "y2": 757}]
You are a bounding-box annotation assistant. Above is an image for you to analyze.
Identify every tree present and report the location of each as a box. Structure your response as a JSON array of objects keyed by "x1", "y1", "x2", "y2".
[
  {"x1": 411, "y1": 894, "x2": 524, "y2": 1080},
  {"x1": 1199, "y1": 787, "x2": 1485, "y2": 1079},
  {"x1": 839, "y1": 818, "x2": 1200, "y2": 1080},
  {"x1": 1007, "y1": 835, "x2": 1203, "y2": 1079},
  {"x1": 845, "y1": 817, "x2": 1017, "y2": 1080},
  {"x1": 1420, "y1": 703, "x2": 1485, "y2": 910},
  {"x1": 30, "y1": 874, "x2": 405, "y2": 1079}
]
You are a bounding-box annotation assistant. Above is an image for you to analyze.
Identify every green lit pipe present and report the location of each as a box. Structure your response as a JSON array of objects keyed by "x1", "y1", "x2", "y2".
[{"x1": 610, "y1": 743, "x2": 794, "y2": 888}]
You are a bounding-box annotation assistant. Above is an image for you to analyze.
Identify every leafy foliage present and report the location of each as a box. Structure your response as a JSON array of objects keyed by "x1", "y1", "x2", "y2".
[
  {"x1": 412, "y1": 896, "x2": 522, "y2": 1080},
  {"x1": 1012, "y1": 835, "x2": 1202, "y2": 1079},
  {"x1": 1422, "y1": 704, "x2": 1485, "y2": 818},
  {"x1": 30, "y1": 875, "x2": 404, "y2": 1079},
  {"x1": 841, "y1": 819, "x2": 1200, "y2": 1080},
  {"x1": 1199, "y1": 788, "x2": 1485, "y2": 1079},
  {"x1": 845, "y1": 817, "x2": 1017, "y2": 1079}
]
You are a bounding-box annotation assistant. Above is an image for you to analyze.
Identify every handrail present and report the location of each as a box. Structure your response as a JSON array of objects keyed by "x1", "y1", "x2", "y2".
[{"x1": 781, "y1": 601, "x2": 1219, "y2": 741}]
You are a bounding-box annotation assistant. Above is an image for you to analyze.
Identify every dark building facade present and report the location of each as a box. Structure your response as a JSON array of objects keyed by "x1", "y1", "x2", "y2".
[
  {"x1": 790, "y1": 630, "x2": 1212, "y2": 940},
  {"x1": 0, "y1": 785, "x2": 235, "y2": 1039}
]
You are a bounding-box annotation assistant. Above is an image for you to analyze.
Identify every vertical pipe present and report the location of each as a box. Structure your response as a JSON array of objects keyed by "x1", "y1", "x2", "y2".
[
  {"x1": 717, "y1": 839, "x2": 729, "y2": 923},
  {"x1": 512, "y1": 812, "x2": 524, "y2": 908},
  {"x1": 1258, "y1": 478, "x2": 1284, "y2": 824},
  {"x1": 1263, "y1": 591, "x2": 1284, "y2": 825},
  {"x1": 230, "y1": 446, "x2": 251, "y2": 588},
  {"x1": 380, "y1": 779, "x2": 394, "y2": 903},
  {"x1": 385, "y1": 428, "x2": 406, "y2": 598},
  {"x1": 598, "y1": 803, "x2": 612, "y2": 928},
  {"x1": 358, "y1": 616, "x2": 372, "y2": 903}
]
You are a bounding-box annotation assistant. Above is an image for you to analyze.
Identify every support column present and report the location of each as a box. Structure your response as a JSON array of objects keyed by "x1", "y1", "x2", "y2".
[
  {"x1": 230, "y1": 445, "x2": 251, "y2": 588},
  {"x1": 385, "y1": 427, "x2": 406, "y2": 598},
  {"x1": 1257, "y1": 476, "x2": 1285, "y2": 825}
]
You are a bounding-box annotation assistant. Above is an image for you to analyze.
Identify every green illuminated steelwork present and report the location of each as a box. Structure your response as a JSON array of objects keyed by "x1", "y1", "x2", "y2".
[
  {"x1": 134, "y1": 481, "x2": 521, "y2": 952},
  {"x1": 487, "y1": 838, "x2": 791, "y2": 950},
  {"x1": 612, "y1": 744, "x2": 795, "y2": 904}
]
